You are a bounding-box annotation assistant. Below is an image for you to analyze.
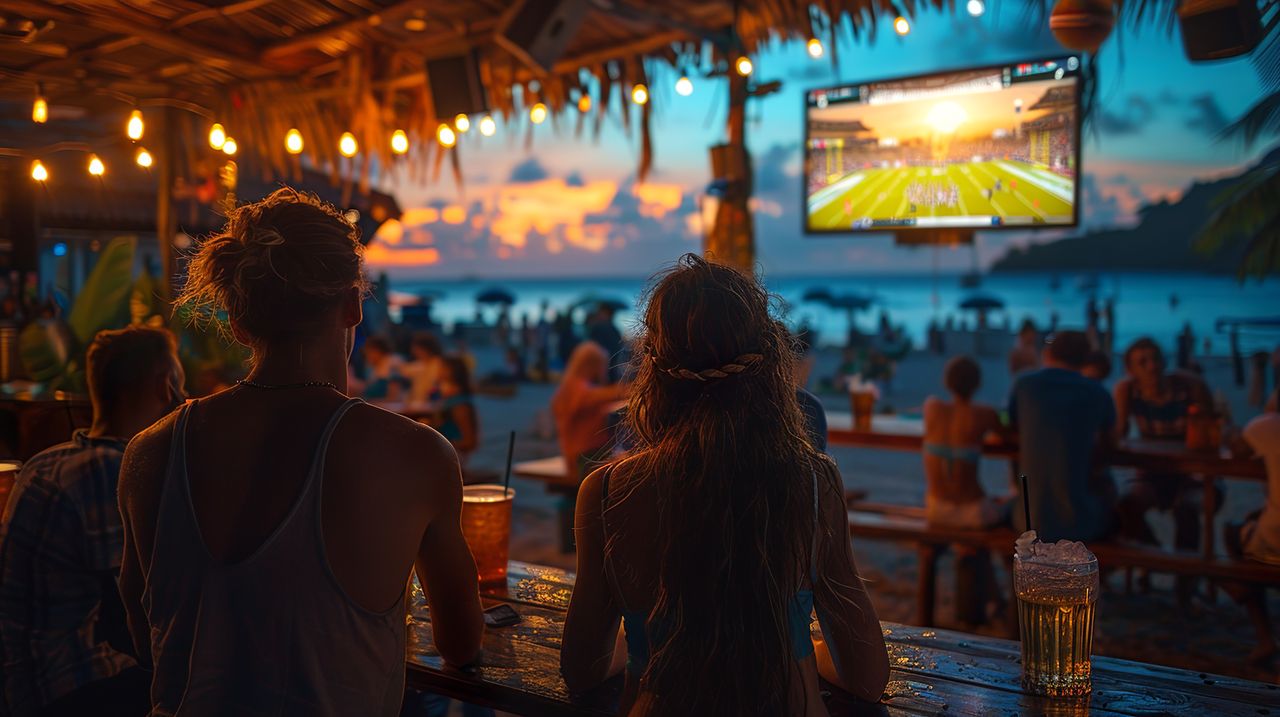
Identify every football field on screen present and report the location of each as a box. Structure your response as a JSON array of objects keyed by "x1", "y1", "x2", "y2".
[{"x1": 807, "y1": 160, "x2": 1074, "y2": 230}]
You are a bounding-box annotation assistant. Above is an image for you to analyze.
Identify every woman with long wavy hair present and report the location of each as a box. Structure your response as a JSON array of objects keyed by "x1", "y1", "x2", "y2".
[{"x1": 560, "y1": 255, "x2": 888, "y2": 716}]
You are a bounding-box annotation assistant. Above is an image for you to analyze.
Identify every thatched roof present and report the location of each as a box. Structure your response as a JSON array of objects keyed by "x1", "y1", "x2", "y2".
[{"x1": 1, "y1": 1, "x2": 945, "y2": 187}]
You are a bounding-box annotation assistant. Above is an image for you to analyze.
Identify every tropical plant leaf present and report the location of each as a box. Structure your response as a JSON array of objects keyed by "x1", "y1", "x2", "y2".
[
  {"x1": 67, "y1": 236, "x2": 136, "y2": 347},
  {"x1": 1221, "y1": 91, "x2": 1280, "y2": 148},
  {"x1": 1195, "y1": 163, "x2": 1280, "y2": 278},
  {"x1": 18, "y1": 320, "x2": 75, "y2": 384},
  {"x1": 129, "y1": 270, "x2": 163, "y2": 326}
]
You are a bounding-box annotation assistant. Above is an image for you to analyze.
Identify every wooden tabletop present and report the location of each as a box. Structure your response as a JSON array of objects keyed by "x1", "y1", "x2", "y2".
[{"x1": 405, "y1": 562, "x2": 1276, "y2": 716}]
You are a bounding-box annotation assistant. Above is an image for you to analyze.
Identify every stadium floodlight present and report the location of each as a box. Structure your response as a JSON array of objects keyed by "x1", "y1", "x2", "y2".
[{"x1": 927, "y1": 101, "x2": 968, "y2": 134}]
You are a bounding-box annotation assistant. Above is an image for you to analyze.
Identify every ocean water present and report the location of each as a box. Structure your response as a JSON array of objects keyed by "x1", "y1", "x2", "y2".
[{"x1": 392, "y1": 272, "x2": 1280, "y2": 357}]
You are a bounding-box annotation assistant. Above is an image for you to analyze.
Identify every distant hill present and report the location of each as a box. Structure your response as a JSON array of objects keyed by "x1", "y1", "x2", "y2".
[{"x1": 991, "y1": 149, "x2": 1277, "y2": 274}]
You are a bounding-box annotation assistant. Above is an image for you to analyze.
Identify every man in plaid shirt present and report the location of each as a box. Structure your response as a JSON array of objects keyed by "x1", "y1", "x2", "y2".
[{"x1": 0, "y1": 327, "x2": 183, "y2": 716}]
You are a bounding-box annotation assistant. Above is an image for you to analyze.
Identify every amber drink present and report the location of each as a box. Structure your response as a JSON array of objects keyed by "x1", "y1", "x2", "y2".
[
  {"x1": 460, "y1": 484, "x2": 515, "y2": 587},
  {"x1": 1014, "y1": 536, "x2": 1099, "y2": 698}
]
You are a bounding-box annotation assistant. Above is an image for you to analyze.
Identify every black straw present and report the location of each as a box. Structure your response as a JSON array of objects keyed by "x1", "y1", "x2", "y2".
[
  {"x1": 503, "y1": 430, "x2": 516, "y2": 495},
  {"x1": 1020, "y1": 474, "x2": 1032, "y2": 534}
]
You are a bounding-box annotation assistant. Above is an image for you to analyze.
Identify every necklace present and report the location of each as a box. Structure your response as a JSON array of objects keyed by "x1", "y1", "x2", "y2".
[{"x1": 236, "y1": 378, "x2": 339, "y2": 391}]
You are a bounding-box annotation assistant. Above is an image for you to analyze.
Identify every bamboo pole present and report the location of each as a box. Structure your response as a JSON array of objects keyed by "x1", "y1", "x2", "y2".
[
  {"x1": 156, "y1": 106, "x2": 176, "y2": 305},
  {"x1": 704, "y1": 62, "x2": 754, "y2": 271}
]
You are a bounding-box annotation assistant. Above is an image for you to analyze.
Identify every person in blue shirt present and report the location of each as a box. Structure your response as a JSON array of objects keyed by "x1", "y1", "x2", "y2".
[{"x1": 1008, "y1": 330, "x2": 1117, "y2": 542}]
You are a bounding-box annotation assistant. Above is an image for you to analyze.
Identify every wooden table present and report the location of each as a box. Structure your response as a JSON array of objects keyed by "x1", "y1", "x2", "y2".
[{"x1": 404, "y1": 562, "x2": 1276, "y2": 716}]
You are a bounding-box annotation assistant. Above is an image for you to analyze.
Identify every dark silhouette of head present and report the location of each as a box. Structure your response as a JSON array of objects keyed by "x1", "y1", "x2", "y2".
[
  {"x1": 1043, "y1": 330, "x2": 1091, "y2": 370},
  {"x1": 944, "y1": 355, "x2": 982, "y2": 401}
]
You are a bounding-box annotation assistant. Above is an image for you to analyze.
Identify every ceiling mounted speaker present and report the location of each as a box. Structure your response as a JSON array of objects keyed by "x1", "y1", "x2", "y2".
[
  {"x1": 1178, "y1": 0, "x2": 1262, "y2": 61},
  {"x1": 425, "y1": 51, "x2": 489, "y2": 119},
  {"x1": 495, "y1": 0, "x2": 588, "y2": 74}
]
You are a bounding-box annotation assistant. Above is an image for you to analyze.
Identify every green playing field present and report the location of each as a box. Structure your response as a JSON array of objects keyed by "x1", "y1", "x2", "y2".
[{"x1": 807, "y1": 160, "x2": 1074, "y2": 230}]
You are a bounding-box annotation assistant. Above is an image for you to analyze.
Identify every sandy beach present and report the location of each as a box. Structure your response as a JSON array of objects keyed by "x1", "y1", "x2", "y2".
[{"x1": 458, "y1": 344, "x2": 1278, "y2": 685}]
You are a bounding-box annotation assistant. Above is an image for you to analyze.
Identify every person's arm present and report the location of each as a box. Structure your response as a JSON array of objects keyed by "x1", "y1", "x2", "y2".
[
  {"x1": 580, "y1": 381, "x2": 627, "y2": 408},
  {"x1": 448, "y1": 402, "x2": 480, "y2": 455},
  {"x1": 1112, "y1": 379, "x2": 1131, "y2": 441},
  {"x1": 415, "y1": 449, "x2": 484, "y2": 668},
  {"x1": 117, "y1": 416, "x2": 176, "y2": 670},
  {"x1": 812, "y1": 461, "x2": 890, "y2": 703},
  {"x1": 561, "y1": 466, "x2": 625, "y2": 692}
]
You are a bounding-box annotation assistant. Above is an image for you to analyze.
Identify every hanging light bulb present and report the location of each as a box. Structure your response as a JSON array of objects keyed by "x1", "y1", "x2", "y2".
[
  {"x1": 478, "y1": 115, "x2": 497, "y2": 136},
  {"x1": 285, "y1": 128, "x2": 304, "y2": 154},
  {"x1": 208, "y1": 123, "x2": 226, "y2": 150},
  {"x1": 339, "y1": 132, "x2": 358, "y2": 157},
  {"x1": 631, "y1": 84, "x2": 649, "y2": 105},
  {"x1": 222, "y1": 137, "x2": 238, "y2": 155},
  {"x1": 88, "y1": 154, "x2": 105, "y2": 176},
  {"x1": 735, "y1": 56, "x2": 754, "y2": 76},
  {"x1": 32, "y1": 85, "x2": 48, "y2": 123},
  {"x1": 126, "y1": 109, "x2": 144, "y2": 140},
  {"x1": 436, "y1": 124, "x2": 457, "y2": 148},
  {"x1": 31, "y1": 160, "x2": 48, "y2": 182},
  {"x1": 454, "y1": 114, "x2": 471, "y2": 133},
  {"x1": 675, "y1": 75, "x2": 694, "y2": 96},
  {"x1": 529, "y1": 103, "x2": 548, "y2": 124},
  {"x1": 807, "y1": 38, "x2": 825, "y2": 58},
  {"x1": 391, "y1": 129, "x2": 410, "y2": 154},
  {"x1": 136, "y1": 147, "x2": 153, "y2": 167},
  {"x1": 577, "y1": 94, "x2": 591, "y2": 112},
  {"x1": 894, "y1": 16, "x2": 911, "y2": 35},
  {"x1": 967, "y1": 0, "x2": 985, "y2": 17}
]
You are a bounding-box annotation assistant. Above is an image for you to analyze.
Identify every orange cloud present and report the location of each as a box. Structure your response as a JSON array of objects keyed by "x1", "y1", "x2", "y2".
[
  {"x1": 364, "y1": 242, "x2": 440, "y2": 267},
  {"x1": 373, "y1": 218, "x2": 404, "y2": 246},
  {"x1": 632, "y1": 183, "x2": 683, "y2": 218},
  {"x1": 491, "y1": 178, "x2": 617, "y2": 251},
  {"x1": 442, "y1": 205, "x2": 466, "y2": 224}
]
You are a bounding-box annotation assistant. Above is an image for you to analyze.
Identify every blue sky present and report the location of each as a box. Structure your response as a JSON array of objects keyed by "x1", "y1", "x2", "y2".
[{"x1": 372, "y1": 5, "x2": 1270, "y2": 278}]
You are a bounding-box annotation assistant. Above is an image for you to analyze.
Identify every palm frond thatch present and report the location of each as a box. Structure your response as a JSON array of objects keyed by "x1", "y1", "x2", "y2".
[{"x1": 1195, "y1": 154, "x2": 1280, "y2": 279}]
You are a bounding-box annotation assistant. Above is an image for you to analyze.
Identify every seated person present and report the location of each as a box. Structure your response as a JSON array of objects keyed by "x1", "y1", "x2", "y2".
[
  {"x1": 1113, "y1": 338, "x2": 1215, "y2": 556},
  {"x1": 561, "y1": 255, "x2": 888, "y2": 715},
  {"x1": 437, "y1": 357, "x2": 479, "y2": 465},
  {"x1": 1082, "y1": 350, "x2": 1112, "y2": 382},
  {"x1": 404, "y1": 333, "x2": 444, "y2": 404},
  {"x1": 0, "y1": 327, "x2": 184, "y2": 717},
  {"x1": 923, "y1": 356, "x2": 1008, "y2": 528},
  {"x1": 360, "y1": 335, "x2": 406, "y2": 401},
  {"x1": 1008, "y1": 318, "x2": 1041, "y2": 377}
]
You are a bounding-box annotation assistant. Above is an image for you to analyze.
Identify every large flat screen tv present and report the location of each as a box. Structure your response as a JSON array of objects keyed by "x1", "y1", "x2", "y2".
[{"x1": 804, "y1": 56, "x2": 1082, "y2": 234}]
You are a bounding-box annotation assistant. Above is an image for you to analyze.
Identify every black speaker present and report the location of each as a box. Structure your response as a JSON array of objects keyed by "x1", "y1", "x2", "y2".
[
  {"x1": 425, "y1": 51, "x2": 489, "y2": 118},
  {"x1": 1178, "y1": 0, "x2": 1262, "y2": 61},
  {"x1": 496, "y1": 0, "x2": 588, "y2": 74}
]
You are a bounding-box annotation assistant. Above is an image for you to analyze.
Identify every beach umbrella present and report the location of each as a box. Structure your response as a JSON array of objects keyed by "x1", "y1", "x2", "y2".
[
  {"x1": 959, "y1": 293, "x2": 1005, "y2": 311},
  {"x1": 802, "y1": 287, "x2": 835, "y2": 304},
  {"x1": 828, "y1": 293, "x2": 874, "y2": 311},
  {"x1": 475, "y1": 287, "x2": 516, "y2": 305}
]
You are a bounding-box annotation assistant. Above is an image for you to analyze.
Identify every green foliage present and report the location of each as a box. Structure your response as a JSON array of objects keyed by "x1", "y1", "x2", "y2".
[
  {"x1": 18, "y1": 321, "x2": 75, "y2": 386},
  {"x1": 67, "y1": 236, "x2": 135, "y2": 347},
  {"x1": 1195, "y1": 157, "x2": 1280, "y2": 279}
]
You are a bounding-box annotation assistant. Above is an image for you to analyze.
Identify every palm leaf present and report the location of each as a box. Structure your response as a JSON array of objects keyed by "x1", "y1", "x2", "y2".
[
  {"x1": 67, "y1": 236, "x2": 136, "y2": 347},
  {"x1": 1221, "y1": 90, "x2": 1280, "y2": 147},
  {"x1": 1195, "y1": 161, "x2": 1280, "y2": 278}
]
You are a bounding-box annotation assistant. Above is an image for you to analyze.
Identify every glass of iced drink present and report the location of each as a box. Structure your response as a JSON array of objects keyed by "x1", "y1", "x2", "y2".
[
  {"x1": 460, "y1": 484, "x2": 515, "y2": 588},
  {"x1": 1013, "y1": 532, "x2": 1099, "y2": 698}
]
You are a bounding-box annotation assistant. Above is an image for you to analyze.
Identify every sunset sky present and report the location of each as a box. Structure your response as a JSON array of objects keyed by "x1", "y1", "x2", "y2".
[{"x1": 369, "y1": 5, "x2": 1271, "y2": 279}]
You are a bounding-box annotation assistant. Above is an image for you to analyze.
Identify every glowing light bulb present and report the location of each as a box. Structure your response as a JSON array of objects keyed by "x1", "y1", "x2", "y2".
[
  {"x1": 436, "y1": 124, "x2": 456, "y2": 148},
  {"x1": 577, "y1": 94, "x2": 591, "y2": 113},
  {"x1": 675, "y1": 76, "x2": 693, "y2": 96},
  {"x1": 454, "y1": 114, "x2": 470, "y2": 133},
  {"x1": 222, "y1": 137, "x2": 237, "y2": 155},
  {"x1": 136, "y1": 148, "x2": 153, "y2": 167},
  {"x1": 126, "y1": 109, "x2": 144, "y2": 140},
  {"x1": 208, "y1": 123, "x2": 226, "y2": 149},
  {"x1": 390, "y1": 129, "x2": 410, "y2": 154},
  {"x1": 478, "y1": 115, "x2": 496, "y2": 136},
  {"x1": 967, "y1": 0, "x2": 985, "y2": 17},
  {"x1": 894, "y1": 16, "x2": 911, "y2": 35},
  {"x1": 88, "y1": 155, "x2": 105, "y2": 176},
  {"x1": 285, "y1": 128, "x2": 304, "y2": 154},
  {"x1": 807, "y1": 38, "x2": 824, "y2": 58},
  {"x1": 631, "y1": 84, "x2": 649, "y2": 105},
  {"x1": 339, "y1": 132, "x2": 358, "y2": 157},
  {"x1": 32, "y1": 96, "x2": 48, "y2": 123},
  {"x1": 735, "y1": 56, "x2": 753, "y2": 76},
  {"x1": 31, "y1": 160, "x2": 47, "y2": 182},
  {"x1": 529, "y1": 103, "x2": 548, "y2": 124}
]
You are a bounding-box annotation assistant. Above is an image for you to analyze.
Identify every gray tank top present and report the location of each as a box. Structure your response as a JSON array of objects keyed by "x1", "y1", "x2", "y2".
[{"x1": 143, "y1": 398, "x2": 406, "y2": 716}]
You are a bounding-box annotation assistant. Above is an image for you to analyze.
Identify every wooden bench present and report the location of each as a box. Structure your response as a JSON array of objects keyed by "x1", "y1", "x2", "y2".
[{"x1": 846, "y1": 506, "x2": 1280, "y2": 634}]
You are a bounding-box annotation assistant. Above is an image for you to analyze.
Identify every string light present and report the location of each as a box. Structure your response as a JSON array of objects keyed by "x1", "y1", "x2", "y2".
[
  {"x1": 454, "y1": 114, "x2": 470, "y2": 133},
  {"x1": 631, "y1": 84, "x2": 649, "y2": 105},
  {"x1": 31, "y1": 160, "x2": 47, "y2": 182},
  {"x1": 208, "y1": 123, "x2": 226, "y2": 150},
  {"x1": 894, "y1": 16, "x2": 911, "y2": 35},
  {"x1": 478, "y1": 115, "x2": 497, "y2": 136},
  {"x1": 339, "y1": 132, "x2": 358, "y2": 157},
  {"x1": 675, "y1": 75, "x2": 693, "y2": 96},
  {"x1": 285, "y1": 128, "x2": 304, "y2": 154},
  {"x1": 436, "y1": 124, "x2": 456, "y2": 148},
  {"x1": 88, "y1": 155, "x2": 105, "y2": 176},
  {"x1": 222, "y1": 137, "x2": 238, "y2": 155},
  {"x1": 136, "y1": 147, "x2": 153, "y2": 167},
  {"x1": 577, "y1": 94, "x2": 591, "y2": 113},
  {"x1": 807, "y1": 38, "x2": 824, "y2": 58},
  {"x1": 127, "y1": 109, "x2": 144, "y2": 140},
  {"x1": 735, "y1": 56, "x2": 753, "y2": 76},
  {"x1": 32, "y1": 85, "x2": 47, "y2": 123},
  {"x1": 529, "y1": 103, "x2": 548, "y2": 124},
  {"x1": 967, "y1": 0, "x2": 985, "y2": 17},
  {"x1": 391, "y1": 129, "x2": 410, "y2": 154}
]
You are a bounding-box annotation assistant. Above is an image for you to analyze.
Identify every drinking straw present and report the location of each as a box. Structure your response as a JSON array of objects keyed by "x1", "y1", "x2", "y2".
[
  {"x1": 1020, "y1": 474, "x2": 1032, "y2": 533},
  {"x1": 503, "y1": 430, "x2": 516, "y2": 495}
]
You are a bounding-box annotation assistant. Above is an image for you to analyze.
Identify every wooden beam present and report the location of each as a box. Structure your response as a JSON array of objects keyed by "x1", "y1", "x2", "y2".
[{"x1": 260, "y1": 0, "x2": 446, "y2": 61}]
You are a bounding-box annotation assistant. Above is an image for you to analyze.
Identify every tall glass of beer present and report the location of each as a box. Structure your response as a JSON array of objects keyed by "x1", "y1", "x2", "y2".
[
  {"x1": 1014, "y1": 539, "x2": 1099, "y2": 698},
  {"x1": 460, "y1": 484, "x2": 515, "y2": 588}
]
